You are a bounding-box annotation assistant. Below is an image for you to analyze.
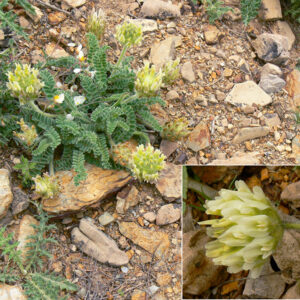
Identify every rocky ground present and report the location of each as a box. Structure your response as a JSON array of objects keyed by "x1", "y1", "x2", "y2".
[
  {"x1": 183, "y1": 166, "x2": 300, "y2": 299},
  {"x1": 0, "y1": 150, "x2": 182, "y2": 299},
  {"x1": 2, "y1": 0, "x2": 298, "y2": 165}
]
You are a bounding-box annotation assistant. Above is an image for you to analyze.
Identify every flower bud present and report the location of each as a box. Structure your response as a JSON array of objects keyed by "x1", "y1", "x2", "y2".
[
  {"x1": 111, "y1": 139, "x2": 138, "y2": 167},
  {"x1": 14, "y1": 118, "x2": 38, "y2": 146},
  {"x1": 135, "y1": 62, "x2": 163, "y2": 98},
  {"x1": 199, "y1": 180, "x2": 284, "y2": 279},
  {"x1": 161, "y1": 117, "x2": 190, "y2": 141},
  {"x1": 33, "y1": 173, "x2": 59, "y2": 199},
  {"x1": 161, "y1": 59, "x2": 180, "y2": 86},
  {"x1": 131, "y1": 144, "x2": 166, "y2": 183},
  {"x1": 87, "y1": 8, "x2": 106, "y2": 42},
  {"x1": 7, "y1": 64, "x2": 44, "y2": 105},
  {"x1": 115, "y1": 21, "x2": 142, "y2": 47}
]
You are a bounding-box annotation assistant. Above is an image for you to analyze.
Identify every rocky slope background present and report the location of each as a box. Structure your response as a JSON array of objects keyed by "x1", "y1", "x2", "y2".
[{"x1": 1, "y1": 0, "x2": 299, "y2": 166}]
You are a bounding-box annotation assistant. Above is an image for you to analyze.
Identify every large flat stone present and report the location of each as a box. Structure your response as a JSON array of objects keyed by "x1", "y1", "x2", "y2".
[
  {"x1": 71, "y1": 218, "x2": 129, "y2": 266},
  {"x1": 42, "y1": 165, "x2": 131, "y2": 213},
  {"x1": 225, "y1": 81, "x2": 272, "y2": 107},
  {"x1": 186, "y1": 123, "x2": 210, "y2": 152},
  {"x1": 119, "y1": 222, "x2": 169, "y2": 258},
  {"x1": 259, "y1": 0, "x2": 282, "y2": 20},
  {"x1": 155, "y1": 163, "x2": 181, "y2": 202},
  {"x1": 0, "y1": 169, "x2": 13, "y2": 220},
  {"x1": 233, "y1": 126, "x2": 270, "y2": 143}
]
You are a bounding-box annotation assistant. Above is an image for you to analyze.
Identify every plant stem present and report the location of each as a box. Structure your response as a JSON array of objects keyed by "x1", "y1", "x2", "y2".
[
  {"x1": 283, "y1": 223, "x2": 300, "y2": 230},
  {"x1": 115, "y1": 45, "x2": 128, "y2": 68},
  {"x1": 28, "y1": 101, "x2": 56, "y2": 118}
]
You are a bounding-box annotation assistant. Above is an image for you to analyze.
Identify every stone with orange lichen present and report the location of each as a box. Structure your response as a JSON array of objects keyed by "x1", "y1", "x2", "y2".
[
  {"x1": 42, "y1": 164, "x2": 131, "y2": 213},
  {"x1": 119, "y1": 222, "x2": 170, "y2": 258},
  {"x1": 186, "y1": 122, "x2": 210, "y2": 152}
]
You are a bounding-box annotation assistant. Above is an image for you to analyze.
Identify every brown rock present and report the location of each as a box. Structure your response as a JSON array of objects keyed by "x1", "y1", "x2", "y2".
[
  {"x1": 0, "y1": 284, "x2": 27, "y2": 300},
  {"x1": 143, "y1": 212, "x2": 156, "y2": 223},
  {"x1": 62, "y1": 0, "x2": 86, "y2": 8},
  {"x1": 233, "y1": 126, "x2": 270, "y2": 144},
  {"x1": 26, "y1": 5, "x2": 43, "y2": 23},
  {"x1": 42, "y1": 165, "x2": 131, "y2": 213},
  {"x1": 286, "y1": 69, "x2": 300, "y2": 109},
  {"x1": 140, "y1": 0, "x2": 181, "y2": 19},
  {"x1": 45, "y1": 43, "x2": 69, "y2": 59},
  {"x1": 273, "y1": 217, "x2": 300, "y2": 283},
  {"x1": 186, "y1": 123, "x2": 210, "y2": 152},
  {"x1": 0, "y1": 169, "x2": 13, "y2": 220},
  {"x1": 271, "y1": 21, "x2": 295, "y2": 50},
  {"x1": 160, "y1": 140, "x2": 178, "y2": 158},
  {"x1": 259, "y1": 0, "x2": 282, "y2": 20},
  {"x1": 156, "y1": 273, "x2": 172, "y2": 286},
  {"x1": 131, "y1": 289, "x2": 146, "y2": 300},
  {"x1": 155, "y1": 163, "x2": 181, "y2": 202},
  {"x1": 209, "y1": 151, "x2": 261, "y2": 165},
  {"x1": 183, "y1": 229, "x2": 227, "y2": 295},
  {"x1": 251, "y1": 33, "x2": 289, "y2": 65},
  {"x1": 156, "y1": 204, "x2": 181, "y2": 225},
  {"x1": 72, "y1": 218, "x2": 129, "y2": 266},
  {"x1": 119, "y1": 222, "x2": 170, "y2": 258},
  {"x1": 116, "y1": 185, "x2": 140, "y2": 214},
  {"x1": 292, "y1": 135, "x2": 300, "y2": 164},
  {"x1": 19, "y1": 16, "x2": 30, "y2": 29},
  {"x1": 203, "y1": 24, "x2": 220, "y2": 44},
  {"x1": 191, "y1": 166, "x2": 243, "y2": 185},
  {"x1": 181, "y1": 61, "x2": 195, "y2": 82},
  {"x1": 48, "y1": 12, "x2": 67, "y2": 25},
  {"x1": 150, "y1": 37, "x2": 176, "y2": 70},
  {"x1": 17, "y1": 215, "x2": 39, "y2": 263},
  {"x1": 283, "y1": 284, "x2": 300, "y2": 299},
  {"x1": 281, "y1": 181, "x2": 300, "y2": 208},
  {"x1": 0, "y1": 30, "x2": 4, "y2": 40}
]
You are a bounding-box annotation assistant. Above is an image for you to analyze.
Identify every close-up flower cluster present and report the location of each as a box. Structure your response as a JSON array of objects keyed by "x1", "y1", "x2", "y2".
[{"x1": 199, "y1": 180, "x2": 284, "y2": 278}]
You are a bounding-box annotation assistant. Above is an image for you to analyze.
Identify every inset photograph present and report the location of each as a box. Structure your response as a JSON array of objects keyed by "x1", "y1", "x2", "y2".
[{"x1": 183, "y1": 166, "x2": 300, "y2": 299}]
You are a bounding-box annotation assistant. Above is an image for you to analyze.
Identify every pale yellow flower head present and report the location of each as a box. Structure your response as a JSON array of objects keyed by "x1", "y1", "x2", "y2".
[
  {"x1": 161, "y1": 59, "x2": 180, "y2": 86},
  {"x1": 87, "y1": 8, "x2": 106, "y2": 41},
  {"x1": 199, "y1": 180, "x2": 284, "y2": 279},
  {"x1": 33, "y1": 173, "x2": 59, "y2": 199},
  {"x1": 14, "y1": 118, "x2": 38, "y2": 146},
  {"x1": 115, "y1": 21, "x2": 142, "y2": 47},
  {"x1": 7, "y1": 63, "x2": 44, "y2": 105},
  {"x1": 135, "y1": 62, "x2": 163, "y2": 98},
  {"x1": 131, "y1": 144, "x2": 166, "y2": 183}
]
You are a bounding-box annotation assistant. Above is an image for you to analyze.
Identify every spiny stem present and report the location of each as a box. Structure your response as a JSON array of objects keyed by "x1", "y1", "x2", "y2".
[
  {"x1": 283, "y1": 223, "x2": 300, "y2": 230},
  {"x1": 28, "y1": 101, "x2": 56, "y2": 118}
]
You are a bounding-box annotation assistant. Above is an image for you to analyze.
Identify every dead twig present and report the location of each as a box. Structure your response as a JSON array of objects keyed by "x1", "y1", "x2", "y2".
[{"x1": 34, "y1": 0, "x2": 72, "y2": 17}]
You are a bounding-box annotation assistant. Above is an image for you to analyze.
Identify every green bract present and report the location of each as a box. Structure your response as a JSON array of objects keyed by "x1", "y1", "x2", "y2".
[
  {"x1": 131, "y1": 144, "x2": 166, "y2": 182},
  {"x1": 87, "y1": 8, "x2": 106, "y2": 42},
  {"x1": 162, "y1": 59, "x2": 180, "y2": 86},
  {"x1": 6, "y1": 63, "x2": 44, "y2": 105},
  {"x1": 135, "y1": 62, "x2": 163, "y2": 98},
  {"x1": 199, "y1": 180, "x2": 284, "y2": 279},
  {"x1": 33, "y1": 173, "x2": 59, "y2": 199},
  {"x1": 115, "y1": 21, "x2": 142, "y2": 47}
]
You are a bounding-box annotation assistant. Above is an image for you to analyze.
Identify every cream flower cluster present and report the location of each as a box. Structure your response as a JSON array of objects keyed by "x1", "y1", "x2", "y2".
[
  {"x1": 7, "y1": 64, "x2": 44, "y2": 105},
  {"x1": 135, "y1": 62, "x2": 163, "y2": 97},
  {"x1": 131, "y1": 144, "x2": 166, "y2": 183},
  {"x1": 13, "y1": 118, "x2": 38, "y2": 146},
  {"x1": 33, "y1": 173, "x2": 59, "y2": 199},
  {"x1": 161, "y1": 59, "x2": 180, "y2": 86},
  {"x1": 116, "y1": 22, "x2": 142, "y2": 47},
  {"x1": 87, "y1": 8, "x2": 106, "y2": 41},
  {"x1": 199, "y1": 180, "x2": 284, "y2": 278}
]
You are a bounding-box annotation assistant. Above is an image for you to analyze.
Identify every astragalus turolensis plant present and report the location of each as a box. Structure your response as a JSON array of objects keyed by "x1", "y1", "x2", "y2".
[{"x1": 198, "y1": 180, "x2": 300, "y2": 278}]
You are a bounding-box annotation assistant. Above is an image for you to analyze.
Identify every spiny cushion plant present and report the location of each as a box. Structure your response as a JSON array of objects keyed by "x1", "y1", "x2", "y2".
[
  {"x1": 0, "y1": 203, "x2": 78, "y2": 299},
  {"x1": 4, "y1": 19, "x2": 177, "y2": 187},
  {"x1": 199, "y1": 180, "x2": 300, "y2": 279}
]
